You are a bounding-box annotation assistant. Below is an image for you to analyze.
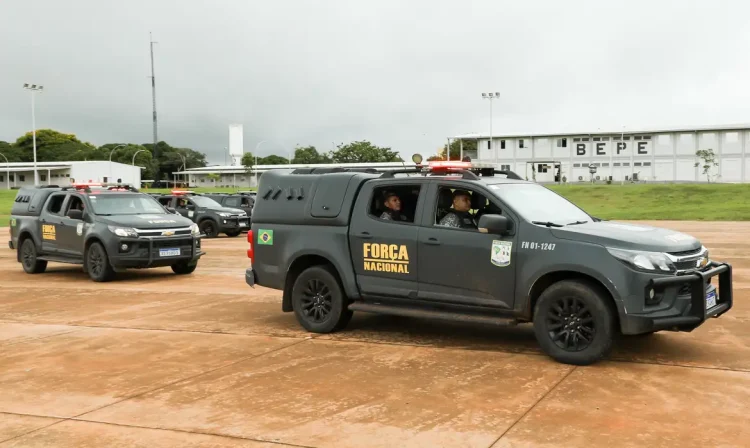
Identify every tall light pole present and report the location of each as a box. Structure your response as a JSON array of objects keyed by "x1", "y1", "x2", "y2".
[
  {"x1": 109, "y1": 144, "x2": 126, "y2": 182},
  {"x1": 482, "y1": 92, "x2": 500, "y2": 164},
  {"x1": 0, "y1": 152, "x2": 9, "y2": 190},
  {"x1": 131, "y1": 149, "x2": 146, "y2": 165},
  {"x1": 23, "y1": 83, "x2": 43, "y2": 186}
]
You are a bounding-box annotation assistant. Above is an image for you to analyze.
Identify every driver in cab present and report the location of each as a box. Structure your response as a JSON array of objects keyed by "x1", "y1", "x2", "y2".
[{"x1": 439, "y1": 189, "x2": 477, "y2": 229}]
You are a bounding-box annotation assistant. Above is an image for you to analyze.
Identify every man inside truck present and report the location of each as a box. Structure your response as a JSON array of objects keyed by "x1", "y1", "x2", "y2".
[
  {"x1": 438, "y1": 188, "x2": 477, "y2": 229},
  {"x1": 379, "y1": 190, "x2": 409, "y2": 222}
]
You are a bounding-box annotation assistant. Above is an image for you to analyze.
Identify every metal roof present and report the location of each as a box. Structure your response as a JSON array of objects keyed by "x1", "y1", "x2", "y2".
[
  {"x1": 0, "y1": 165, "x2": 71, "y2": 172},
  {"x1": 173, "y1": 161, "x2": 419, "y2": 175},
  {"x1": 452, "y1": 122, "x2": 750, "y2": 140}
]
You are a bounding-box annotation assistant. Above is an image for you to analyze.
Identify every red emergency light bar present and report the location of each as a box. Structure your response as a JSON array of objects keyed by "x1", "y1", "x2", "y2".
[
  {"x1": 171, "y1": 190, "x2": 195, "y2": 195},
  {"x1": 427, "y1": 161, "x2": 473, "y2": 170}
]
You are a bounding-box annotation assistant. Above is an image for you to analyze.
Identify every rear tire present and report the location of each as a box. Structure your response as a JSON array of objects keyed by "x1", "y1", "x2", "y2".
[
  {"x1": 291, "y1": 265, "x2": 352, "y2": 333},
  {"x1": 86, "y1": 242, "x2": 116, "y2": 282},
  {"x1": 533, "y1": 279, "x2": 616, "y2": 366},
  {"x1": 19, "y1": 238, "x2": 47, "y2": 274},
  {"x1": 171, "y1": 261, "x2": 197, "y2": 275},
  {"x1": 199, "y1": 220, "x2": 219, "y2": 238}
]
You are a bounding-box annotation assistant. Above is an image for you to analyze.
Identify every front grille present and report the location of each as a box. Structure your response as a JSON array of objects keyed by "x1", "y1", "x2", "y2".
[
  {"x1": 134, "y1": 227, "x2": 193, "y2": 236},
  {"x1": 668, "y1": 248, "x2": 702, "y2": 257},
  {"x1": 153, "y1": 238, "x2": 192, "y2": 248}
]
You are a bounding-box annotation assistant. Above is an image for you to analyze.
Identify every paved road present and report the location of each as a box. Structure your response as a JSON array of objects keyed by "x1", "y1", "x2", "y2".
[{"x1": 0, "y1": 222, "x2": 748, "y2": 447}]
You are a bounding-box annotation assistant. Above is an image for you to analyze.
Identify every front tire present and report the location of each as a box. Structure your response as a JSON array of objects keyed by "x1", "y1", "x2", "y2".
[
  {"x1": 199, "y1": 220, "x2": 219, "y2": 238},
  {"x1": 171, "y1": 261, "x2": 197, "y2": 275},
  {"x1": 86, "y1": 242, "x2": 116, "y2": 282},
  {"x1": 533, "y1": 280, "x2": 616, "y2": 366},
  {"x1": 19, "y1": 238, "x2": 47, "y2": 274},
  {"x1": 291, "y1": 265, "x2": 352, "y2": 333}
]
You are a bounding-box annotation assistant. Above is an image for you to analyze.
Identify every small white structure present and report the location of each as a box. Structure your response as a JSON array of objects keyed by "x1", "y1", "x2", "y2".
[
  {"x1": 453, "y1": 123, "x2": 750, "y2": 183},
  {"x1": 228, "y1": 124, "x2": 244, "y2": 166},
  {"x1": 0, "y1": 161, "x2": 143, "y2": 190}
]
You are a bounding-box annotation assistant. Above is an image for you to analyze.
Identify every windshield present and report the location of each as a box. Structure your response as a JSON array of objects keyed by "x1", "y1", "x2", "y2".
[
  {"x1": 488, "y1": 183, "x2": 592, "y2": 225},
  {"x1": 189, "y1": 196, "x2": 223, "y2": 208},
  {"x1": 88, "y1": 194, "x2": 169, "y2": 215}
]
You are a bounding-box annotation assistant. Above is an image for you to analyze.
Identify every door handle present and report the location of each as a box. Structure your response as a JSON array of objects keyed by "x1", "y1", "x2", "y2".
[
  {"x1": 425, "y1": 237, "x2": 440, "y2": 245},
  {"x1": 356, "y1": 232, "x2": 372, "y2": 239}
]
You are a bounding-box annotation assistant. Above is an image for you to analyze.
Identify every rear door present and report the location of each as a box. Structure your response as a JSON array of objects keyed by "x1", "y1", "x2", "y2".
[
  {"x1": 39, "y1": 192, "x2": 68, "y2": 254},
  {"x1": 348, "y1": 180, "x2": 425, "y2": 300}
]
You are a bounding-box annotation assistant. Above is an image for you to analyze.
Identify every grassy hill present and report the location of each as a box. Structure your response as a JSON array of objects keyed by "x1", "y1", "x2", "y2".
[{"x1": 2, "y1": 183, "x2": 750, "y2": 227}]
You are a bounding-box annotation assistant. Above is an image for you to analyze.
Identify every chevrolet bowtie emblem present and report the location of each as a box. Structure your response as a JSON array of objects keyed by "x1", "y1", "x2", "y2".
[{"x1": 161, "y1": 230, "x2": 174, "y2": 236}]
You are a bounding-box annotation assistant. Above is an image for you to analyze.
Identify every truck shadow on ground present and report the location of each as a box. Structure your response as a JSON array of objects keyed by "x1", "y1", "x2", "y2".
[{"x1": 331, "y1": 313, "x2": 703, "y2": 364}]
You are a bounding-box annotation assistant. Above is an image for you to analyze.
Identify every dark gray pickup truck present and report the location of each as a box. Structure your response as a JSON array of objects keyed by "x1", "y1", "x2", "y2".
[
  {"x1": 243, "y1": 159, "x2": 733, "y2": 365},
  {"x1": 9, "y1": 184, "x2": 205, "y2": 281}
]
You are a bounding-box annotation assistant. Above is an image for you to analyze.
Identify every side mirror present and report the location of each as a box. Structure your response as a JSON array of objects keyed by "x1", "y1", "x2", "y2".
[
  {"x1": 66, "y1": 209, "x2": 83, "y2": 220},
  {"x1": 166, "y1": 207, "x2": 177, "y2": 214},
  {"x1": 478, "y1": 214, "x2": 511, "y2": 235},
  {"x1": 186, "y1": 205, "x2": 196, "y2": 210}
]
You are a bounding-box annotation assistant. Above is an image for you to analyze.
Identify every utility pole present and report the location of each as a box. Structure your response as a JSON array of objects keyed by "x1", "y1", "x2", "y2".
[
  {"x1": 149, "y1": 32, "x2": 160, "y2": 182},
  {"x1": 482, "y1": 92, "x2": 500, "y2": 164},
  {"x1": 23, "y1": 83, "x2": 43, "y2": 186}
]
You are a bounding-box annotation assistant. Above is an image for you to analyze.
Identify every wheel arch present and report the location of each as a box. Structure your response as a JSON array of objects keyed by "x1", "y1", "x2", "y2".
[
  {"x1": 526, "y1": 269, "x2": 621, "y2": 330},
  {"x1": 16, "y1": 230, "x2": 38, "y2": 262},
  {"x1": 83, "y1": 235, "x2": 106, "y2": 269},
  {"x1": 282, "y1": 254, "x2": 348, "y2": 312}
]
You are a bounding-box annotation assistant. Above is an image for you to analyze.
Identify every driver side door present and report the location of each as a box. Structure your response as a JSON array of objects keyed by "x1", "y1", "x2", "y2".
[
  {"x1": 57, "y1": 193, "x2": 86, "y2": 258},
  {"x1": 416, "y1": 182, "x2": 519, "y2": 311}
]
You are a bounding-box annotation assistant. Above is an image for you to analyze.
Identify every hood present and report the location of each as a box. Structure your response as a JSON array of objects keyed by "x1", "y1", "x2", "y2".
[
  {"x1": 215, "y1": 207, "x2": 246, "y2": 215},
  {"x1": 98, "y1": 214, "x2": 194, "y2": 229},
  {"x1": 550, "y1": 221, "x2": 702, "y2": 253}
]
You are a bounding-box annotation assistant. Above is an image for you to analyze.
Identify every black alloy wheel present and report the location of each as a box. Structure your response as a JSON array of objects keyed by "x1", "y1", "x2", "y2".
[
  {"x1": 300, "y1": 278, "x2": 333, "y2": 323},
  {"x1": 546, "y1": 296, "x2": 595, "y2": 352},
  {"x1": 87, "y1": 242, "x2": 115, "y2": 282},
  {"x1": 20, "y1": 238, "x2": 47, "y2": 274}
]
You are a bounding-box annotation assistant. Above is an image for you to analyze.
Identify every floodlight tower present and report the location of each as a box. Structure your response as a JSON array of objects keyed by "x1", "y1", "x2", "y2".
[
  {"x1": 481, "y1": 92, "x2": 500, "y2": 164},
  {"x1": 23, "y1": 83, "x2": 44, "y2": 186}
]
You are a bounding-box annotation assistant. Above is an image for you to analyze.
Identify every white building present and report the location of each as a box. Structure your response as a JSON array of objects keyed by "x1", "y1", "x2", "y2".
[
  {"x1": 0, "y1": 161, "x2": 143, "y2": 190},
  {"x1": 453, "y1": 123, "x2": 750, "y2": 183},
  {"x1": 174, "y1": 162, "x2": 419, "y2": 188}
]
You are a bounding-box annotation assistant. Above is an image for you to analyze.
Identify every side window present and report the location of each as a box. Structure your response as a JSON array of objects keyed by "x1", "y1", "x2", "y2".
[
  {"x1": 46, "y1": 194, "x2": 66, "y2": 215},
  {"x1": 158, "y1": 197, "x2": 172, "y2": 206},
  {"x1": 434, "y1": 186, "x2": 502, "y2": 230},
  {"x1": 368, "y1": 185, "x2": 421, "y2": 224},
  {"x1": 65, "y1": 195, "x2": 85, "y2": 215},
  {"x1": 225, "y1": 197, "x2": 241, "y2": 208},
  {"x1": 175, "y1": 197, "x2": 189, "y2": 208}
]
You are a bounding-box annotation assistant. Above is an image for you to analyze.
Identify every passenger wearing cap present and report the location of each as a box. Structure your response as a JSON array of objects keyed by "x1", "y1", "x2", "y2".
[
  {"x1": 438, "y1": 189, "x2": 477, "y2": 229},
  {"x1": 379, "y1": 191, "x2": 408, "y2": 221}
]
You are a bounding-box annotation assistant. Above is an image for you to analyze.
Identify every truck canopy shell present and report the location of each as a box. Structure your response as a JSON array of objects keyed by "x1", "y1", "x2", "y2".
[{"x1": 11, "y1": 187, "x2": 63, "y2": 217}]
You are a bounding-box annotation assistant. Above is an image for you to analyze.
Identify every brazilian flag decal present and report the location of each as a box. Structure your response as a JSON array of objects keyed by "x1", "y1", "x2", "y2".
[{"x1": 258, "y1": 229, "x2": 274, "y2": 245}]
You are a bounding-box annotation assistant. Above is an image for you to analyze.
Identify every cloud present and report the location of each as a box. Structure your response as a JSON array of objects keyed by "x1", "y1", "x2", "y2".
[{"x1": 2, "y1": 0, "x2": 749, "y2": 164}]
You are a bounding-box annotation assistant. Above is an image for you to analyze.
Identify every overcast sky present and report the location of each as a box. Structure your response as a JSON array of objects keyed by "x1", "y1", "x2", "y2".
[{"x1": 2, "y1": 0, "x2": 750, "y2": 164}]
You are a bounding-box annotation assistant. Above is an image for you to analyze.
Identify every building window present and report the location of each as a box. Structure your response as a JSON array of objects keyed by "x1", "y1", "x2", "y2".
[
  {"x1": 622, "y1": 162, "x2": 630, "y2": 166},
  {"x1": 593, "y1": 137, "x2": 601, "y2": 142},
  {"x1": 574, "y1": 138, "x2": 581, "y2": 142},
  {"x1": 487, "y1": 141, "x2": 491, "y2": 149},
  {"x1": 614, "y1": 163, "x2": 621, "y2": 167},
  {"x1": 557, "y1": 138, "x2": 567, "y2": 148},
  {"x1": 0, "y1": 176, "x2": 3, "y2": 182},
  {"x1": 9, "y1": 175, "x2": 14, "y2": 182},
  {"x1": 634, "y1": 162, "x2": 642, "y2": 166},
  {"x1": 643, "y1": 162, "x2": 652, "y2": 166},
  {"x1": 500, "y1": 140, "x2": 506, "y2": 149},
  {"x1": 573, "y1": 163, "x2": 581, "y2": 168},
  {"x1": 519, "y1": 139, "x2": 525, "y2": 148},
  {"x1": 581, "y1": 138, "x2": 590, "y2": 142},
  {"x1": 602, "y1": 163, "x2": 610, "y2": 167},
  {"x1": 41, "y1": 174, "x2": 47, "y2": 181},
  {"x1": 19, "y1": 175, "x2": 25, "y2": 182},
  {"x1": 500, "y1": 164, "x2": 511, "y2": 170}
]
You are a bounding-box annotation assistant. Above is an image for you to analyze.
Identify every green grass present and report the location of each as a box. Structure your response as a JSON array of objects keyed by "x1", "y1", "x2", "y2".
[{"x1": 2, "y1": 183, "x2": 749, "y2": 227}]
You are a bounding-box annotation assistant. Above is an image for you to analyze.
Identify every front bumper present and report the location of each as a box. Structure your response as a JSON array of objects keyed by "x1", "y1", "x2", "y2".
[
  {"x1": 108, "y1": 234, "x2": 206, "y2": 269},
  {"x1": 620, "y1": 261, "x2": 732, "y2": 334},
  {"x1": 8, "y1": 240, "x2": 14, "y2": 250},
  {"x1": 218, "y1": 216, "x2": 250, "y2": 232}
]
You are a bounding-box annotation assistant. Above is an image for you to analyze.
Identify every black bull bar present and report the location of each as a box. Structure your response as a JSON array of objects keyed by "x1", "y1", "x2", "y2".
[{"x1": 646, "y1": 261, "x2": 732, "y2": 327}]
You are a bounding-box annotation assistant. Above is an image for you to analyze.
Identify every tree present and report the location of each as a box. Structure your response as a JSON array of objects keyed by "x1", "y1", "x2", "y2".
[
  {"x1": 258, "y1": 155, "x2": 289, "y2": 165},
  {"x1": 0, "y1": 140, "x2": 23, "y2": 162},
  {"x1": 329, "y1": 140, "x2": 402, "y2": 163},
  {"x1": 694, "y1": 148, "x2": 719, "y2": 182},
  {"x1": 13, "y1": 129, "x2": 96, "y2": 162},
  {"x1": 292, "y1": 145, "x2": 331, "y2": 164},
  {"x1": 427, "y1": 139, "x2": 478, "y2": 161},
  {"x1": 241, "y1": 152, "x2": 254, "y2": 174}
]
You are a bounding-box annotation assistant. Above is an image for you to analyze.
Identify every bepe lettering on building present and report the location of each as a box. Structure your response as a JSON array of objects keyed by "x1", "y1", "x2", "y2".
[{"x1": 575, "y1": 139, "x2": 651, "y2": 156}]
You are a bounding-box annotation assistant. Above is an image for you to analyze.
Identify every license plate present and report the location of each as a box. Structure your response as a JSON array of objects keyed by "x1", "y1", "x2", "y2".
[
  {"x1": 159, "y1": 248, "x2": 180, "y2": 257},
  {"x1": 706, "y1": 289, "x2": 717, "y2": 309}
]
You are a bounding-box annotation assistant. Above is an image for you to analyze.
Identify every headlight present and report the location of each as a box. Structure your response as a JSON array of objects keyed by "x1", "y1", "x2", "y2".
[
  {"x1": 190, "y1": 223, "x2": 200, "y2": 236},
  {"x1": 218, "y1": 212, "x2": 232, "y2": 217},
  {"x1": 108, "y1": 225, "x2": 138, "y2": 238},
  {"x1": 607, "y1": 247, "x2": 676, "y2": 273}
]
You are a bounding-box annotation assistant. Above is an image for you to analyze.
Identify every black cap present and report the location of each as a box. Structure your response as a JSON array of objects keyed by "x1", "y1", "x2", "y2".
[{"x1": 453, "y1": 189, "x2": 471, "y2": 199}]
